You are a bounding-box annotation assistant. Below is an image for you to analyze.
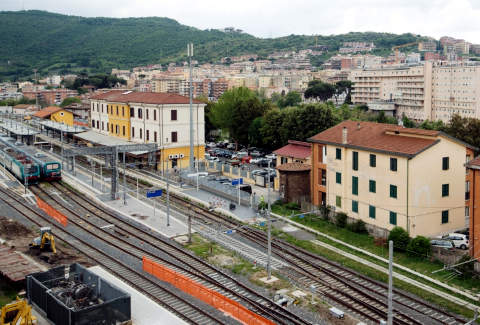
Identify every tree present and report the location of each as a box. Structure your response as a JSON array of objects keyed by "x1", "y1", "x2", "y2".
[
  {"x1": 304, "y1": 80, "x2": 335, "y2": 102},
  {"x1": 334, "y1": 80, "x2": 353, "y2": 105},
  {"x1": 60, "y1": 97, "x2": 81, "y2": 107},
  {"x1": 278, "y1": 91, "x2": 302, "y2": 108},
  {"x1": 401, "y1": 113, "x2": 416, "y2": 128},
  {"x1": 248, "y1": 117, "x2": 264, "y2": 148},
  {"x1": 406, "y1": 236, "x2": 431, "y2": 258},
  {"x1": 209, "y1": 87, "x2": 270, "y2": 147},
  {"x1": 387, "y1": 227, "x2": 410, "y2": 252}
]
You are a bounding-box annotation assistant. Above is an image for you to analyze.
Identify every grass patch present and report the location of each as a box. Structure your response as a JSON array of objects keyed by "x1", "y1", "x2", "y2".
[{"x1": 0, "y1": 278, "x2": 22, "y2": 307}]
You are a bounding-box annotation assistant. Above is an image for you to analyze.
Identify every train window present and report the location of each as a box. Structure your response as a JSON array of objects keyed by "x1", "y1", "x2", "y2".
[{"x1": 46, "y1": 164, "x2": 60, "y2": 170}]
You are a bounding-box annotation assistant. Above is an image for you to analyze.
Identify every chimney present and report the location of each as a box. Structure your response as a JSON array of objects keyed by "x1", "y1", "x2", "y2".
[{"x1": 342, "y1": 127, "x2": 348, "y2": 144}]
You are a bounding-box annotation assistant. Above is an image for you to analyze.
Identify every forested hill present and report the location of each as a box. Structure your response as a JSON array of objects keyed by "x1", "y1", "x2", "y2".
[{"x1": 0, "y1": 10, "x2": 426, "y2": 80}]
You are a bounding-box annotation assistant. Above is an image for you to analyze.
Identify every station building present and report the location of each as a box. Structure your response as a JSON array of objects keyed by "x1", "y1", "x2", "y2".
[
  {"x1": 90, "y1": 90, "x2": 206, "y2": 169},
  {"x1": 308, "y1": 120, "x2": 475, "y2": 238}
]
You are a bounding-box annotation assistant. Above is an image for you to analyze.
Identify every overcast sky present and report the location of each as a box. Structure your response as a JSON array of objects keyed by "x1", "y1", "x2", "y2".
[{"x1": 2, "y1": 0, "x2": 480, "y2": 43}]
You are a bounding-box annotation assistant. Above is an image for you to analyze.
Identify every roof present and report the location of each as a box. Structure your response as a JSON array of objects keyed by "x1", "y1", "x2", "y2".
[
  {"x1": 308, "y1": 120, "x2": 441, "y2": 158},
  {"x1": 90, "y1": 90, "x2": 203, "y2": 105},
  {"x1": 33, "y1": 106, "x2": 64, "y2": 118},
  {"x1": 273, "y1": 140, "x2": 311, "y2": 159},
  {"x1": 277, "y1": 162, "x2": 311, "y2": 172},
  {"x1": 13, "y1": 104, "x2": 33, "y2": 109},
  {"x1": 467, "y1": 156, "x2": 480, "y2": 169}
]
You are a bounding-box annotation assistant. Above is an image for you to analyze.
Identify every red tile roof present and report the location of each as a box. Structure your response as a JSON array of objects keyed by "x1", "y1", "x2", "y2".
[
  {"x1": 273, "y1": 140, "x2": 311, "y2": 159},
  {"x1": 308, "y1": 120, "x2": 441, "y2": 157},
  {"x1": 277, "y1": 162, "x2": 311, "y2": 172},
  {"x1": 33, "y1": 106, "x2": 64, "y2": 119},
  {"x1": 90, "y1": 90, "x2": 203, "y2": 105},
  {"x1": 0, "y1": 246, "x2": 45, "y2": 281},
  {"x1": 467, "y1": 156, "x2": 480, "y2": 169}
]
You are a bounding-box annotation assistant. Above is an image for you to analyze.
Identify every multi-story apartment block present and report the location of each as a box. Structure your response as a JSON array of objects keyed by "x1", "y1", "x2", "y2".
[
  {"x1": 418, "y1": 41, "x2": 437, "y2": 52},
  {"x1": 351, "y1": 61, "x2": 480, "y2": 122},
  {"x1": 309, "y1": 120, "x2": 474, "y2": 237},
  {"x1": 23, "y1": 89, "x2": 78, "y2": 106},
  {"x1": 90, "y1": 90, "x2": 205, "y2": 169}
]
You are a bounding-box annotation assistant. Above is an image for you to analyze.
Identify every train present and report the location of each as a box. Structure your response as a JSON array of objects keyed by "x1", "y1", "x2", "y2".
[{"x1": 0, "y1": 135, "x2": 61, "y2": 183}]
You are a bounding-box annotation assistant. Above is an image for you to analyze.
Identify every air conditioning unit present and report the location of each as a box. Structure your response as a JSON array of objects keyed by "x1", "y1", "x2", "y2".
[
  {"x1": 179, "y1": 154, "x2": 185, "y2": 158},
  {"x1": 168, "y1": 154, "x2": 174, "y2": 159},
  {"x1": 173, "y1": 154, "x2": 179, "y2": 159}
]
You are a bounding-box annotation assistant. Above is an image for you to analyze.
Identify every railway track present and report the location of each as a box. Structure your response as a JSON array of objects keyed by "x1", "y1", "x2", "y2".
[
  {"x1": 0, "y1": 186, "x2": 231, "y2": 325},
  {"x1": 31, "y1": 182, "x2": 312, "y2": 325}
]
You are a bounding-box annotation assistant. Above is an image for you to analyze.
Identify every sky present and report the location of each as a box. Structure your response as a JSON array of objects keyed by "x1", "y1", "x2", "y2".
[{"x1": 2, "y1": 0, "x2": 480, "y2": 43}]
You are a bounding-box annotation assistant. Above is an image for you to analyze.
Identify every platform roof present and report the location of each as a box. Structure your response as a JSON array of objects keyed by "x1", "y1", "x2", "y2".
[
  {"x1": 39, "y1": 120, "x2": 87, "y2": 134},
  {"x1": 0, "y1": 118, "x2": 39, "y2": 136},
  {"x1": 74, "y1": 130, "x2": 155, "y2": 155}
]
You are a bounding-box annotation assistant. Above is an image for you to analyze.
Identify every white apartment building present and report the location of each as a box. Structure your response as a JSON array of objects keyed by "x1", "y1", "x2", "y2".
[{"x1": 351, "y1": 61, "x2": 480, "y2": 122}]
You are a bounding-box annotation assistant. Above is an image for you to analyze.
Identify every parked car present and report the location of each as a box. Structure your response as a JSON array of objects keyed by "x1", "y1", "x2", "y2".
[
  {"x1": 227, "y1": 159, "x2": 241, "y2": 166},
  {"x1": 442, "y1": 233, "x2": 469, "y2": 249},
  {"x1": 250, "y1": 157, "x2": 263, "y2": 164},
  {"x1": 258, "y1": 158, "x2": 273, "y2": 167},
  {"x1": 265, "y1": 153, "x2": 276, "y2": 160},
  {"x1": 232, "y1": 151, "x2": 248, "y2": 159},
  {"x1": 227, "y1": 143, "x2": 236, "y2": 150},
  {"x1": 241, "y1": 156, "x2": 252, "y2": 164},
  {"x1": 215, "y1": 177, "x2": 229, "y2": 182},
  {"x1": 430, "y1": 239, "x2": 455, "y2": 250},
  {"x1": 250, "y1": 150, "x2": 262, "y2": 157},
  {"x1": 251, "y1": 169, "x2": 267, "y2": 176},
  {"x1": 207, "y1": 156, "x2": 219, "y2": 162}
]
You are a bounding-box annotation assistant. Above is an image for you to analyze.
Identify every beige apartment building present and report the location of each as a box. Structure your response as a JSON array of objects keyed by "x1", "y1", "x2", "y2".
[
  {"x1": 351, "y1": 61, "x2": 480, "y2": 122},
  {"x1": 309, "y1": 121, "x2": 473, "y2": 238}
]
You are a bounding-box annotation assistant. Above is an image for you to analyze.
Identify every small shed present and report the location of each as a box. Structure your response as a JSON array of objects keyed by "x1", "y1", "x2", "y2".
[{"x1": 277, "y1": 162, "x2": 311, "y2": 204}]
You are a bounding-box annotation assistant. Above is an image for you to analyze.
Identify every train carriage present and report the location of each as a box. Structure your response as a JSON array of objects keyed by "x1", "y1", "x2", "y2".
[{"x1": 0, "y1": 138, "x2": 40, "y2": 184}]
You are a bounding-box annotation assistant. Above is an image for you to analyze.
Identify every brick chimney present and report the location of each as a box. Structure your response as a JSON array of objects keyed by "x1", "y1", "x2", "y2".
[{"x1": 342, "y1": 127, "x2": 348, "y2": 144}]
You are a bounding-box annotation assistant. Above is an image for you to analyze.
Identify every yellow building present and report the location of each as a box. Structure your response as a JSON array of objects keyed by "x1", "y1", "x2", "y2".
[
  {"x1": 33, "y1": 106, "x2": 74, "y2": 126},
  {"x1": 309, "y1": 120, "x2": 475, "y2": 238},
  {"x1": 107, "y1": 102, "x2": 131, "y2": 140}
]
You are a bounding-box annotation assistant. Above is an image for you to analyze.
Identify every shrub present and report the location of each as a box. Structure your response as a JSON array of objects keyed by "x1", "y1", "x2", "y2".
[
  {"x1": 406, "y1": 236, "x2": 431, "y2": 258},
  {"x1": 347, "y1": 220, "x2": 368, "y2": 234},
  {"x1": 284, "y1": 202, "x2": 300, "y2": 211},
  {"x1": 319, "y1": 205, "x2": 331, "y2": 221},
  {"x1": 335, "y1": 213, "x2": 348, "y2": 228},
  {"x1": 387, "y1": 227, "x2": 410, "y2": 252}
]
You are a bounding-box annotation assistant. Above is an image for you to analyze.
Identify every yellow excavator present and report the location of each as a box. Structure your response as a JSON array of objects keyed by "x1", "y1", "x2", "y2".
[
  {"x1": 0, "y1": 297, "x2": 37, "y2": 325},
  {"x1": 30, "y1": 227, "x2": 56, "y2": 254}
]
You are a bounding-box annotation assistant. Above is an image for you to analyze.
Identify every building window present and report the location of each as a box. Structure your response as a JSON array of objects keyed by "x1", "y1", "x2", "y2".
[
  {"x1": 390, "y1": 212, "x2": 397, "y2": 225},
  {"x1": 132, "y1": 127, "x2": 135, "y2": 138},
  {"x1": 171, "y1": 131, "x2": 178, "y2": 143},
  {"x1": 466, "y1": 206, "x2": 470, "y2": 218},
  {"x1": 390, "y1": 158, "x2": 397, "y2": 171},
  {"x1": 441, "y1": 210, "x2": 449, "y2": 224},
  {"x1": 390, "y1": 185, "x2": 397, "y2": 198},
  {"x1": 146, "y1": 109, "x2": 149, "y2": 120},
  {"x1": 116, "y1": 106, "x2": 119, "y2": 115},
  {"x1": 336, "y1": 196, "x2": 341, "y2": 208},
  {"x1": 352, "y1": 200, "x2": 358, "y2": 213},
  {"x1": 369, "y1": 180, "x2": 376, "y2": 193},
  {"x1": 146, "y1": 130, "x2": 150, "y2": 141},
  {"x1": 154, "y1": 131, "x2": 157, "y2": 143},
  {"x1": 122, "y1": 107, "x2": 125, "y2": 117},
  {"x1": 369, "y1": 205, "x2": 376, "y2": 219},
  {"x1": 352, "y1": 176, "x2": 358, "y2": 195},
  {"x1": 171, "y1": 109, "x2": 177, "y2": 121},
  {"x1": 115, "y1": 125, "x2": 119, "y2": 134},
  {"x1": 91, "y1": 119, "x2": 95, "y2": 127},
  {"x1": 466, "y1": 181, "x2": 470, "y2": 200},
  {"x1": 336, "y1": 172, "x2": 341, "y2": 184},
  {"x1": 321, "y1": 169, "x2": 326, "y2": 186},
  {"x1": 96, "y1": 121, "x2": 99, "y2": 129},
  {"x1": 107, "y1": 122, "x2": 109, "y2": 131},
  {"x1": 122, "y1": 125, "x2": 125, "y2": 136},
  {"x1": 101, "y1": 104, "x2": 104, "y2": 113},
  {"x1": 130, "y1": 107, "x2": 134, "y2": 117},
  {"x1": 154, "y1": 110, "x2": 157, "y2": 121},
  {"x1": 336, "y1": 148, "x2": 341, "y2": 160},
  {"x1": 352, "y1": 151, "x2": 358, "y2": 171},
  {"x1": 140, "y1": 128, "x2": 143, "y2": 139},
  {"x1": 370, "y1": 154, "x2": 376, "y2": 167},
  {"x1": 442, "y1": 184, "x2": 449, "y2": 197},
  {"x1": 101, "y1": 122, "x2": 104, "y2": 130},
  {"x1": 138, "y1": 108, "x2": 143, "y2": 119},
  {"x1": 442, "y1": 157, "x2": 449, "y2": 170}
]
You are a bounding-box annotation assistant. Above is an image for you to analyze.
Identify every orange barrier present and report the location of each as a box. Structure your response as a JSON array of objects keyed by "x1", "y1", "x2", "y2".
[
  {"x1": 142, "y1": 256, "x2": 275, "y2": 325},
  {"x1": 36, "y1": 196, "x2": 68, "y2": 226}
]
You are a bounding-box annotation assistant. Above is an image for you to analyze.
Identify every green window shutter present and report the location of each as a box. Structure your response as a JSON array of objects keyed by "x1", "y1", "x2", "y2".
[
  {"x1": 442, "y1": 184, "x2": 449, "y2": 197},
  {"x1": 369, "y1": 180, "x2": 376, "y2": 193},
  {"x1": 442, "y1": 157, "x2": 449, "y2": 170},
  {"x1": 441, "y1": 210, "x2": 449, "y2": 224},
  {"x1": 390, "y1": 158, "x2": 397, "y2": 171},
  {"x1": 353, "y1": 151, "x2": 358, "y2": 171},
  {"x1": 389, "y1": 211, "x2": 397, "y2": 225},
  {"x1": 336, "y1": 196, "x2": 342, "y2": 208},
  {"x1": 390, "y1": 185, "x2": 397, "y2": 198},
  {"x1": 369, "y1": 205, "x2": 376, "y2": 219},
  {"x1": 370, "y1": 154, "x2": 376, "y2": 167},
  {"x1": 352, "y1": 200, "x2": 358, "y2": 213},
  {"x1": 336, "y1": 172, "x2": 341, "y2": 184},
  {"x1": 336, "y1": 148, "x2": 341, "y2": 160},
  {"x1": 352, "y1": 176, "x2": 358, "y2": 195}
]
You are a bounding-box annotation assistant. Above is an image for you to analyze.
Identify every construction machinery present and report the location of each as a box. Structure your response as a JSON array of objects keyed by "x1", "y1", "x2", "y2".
[
  {"x1": 30, "y1": 227, "x2": 56, "y2": 254},
  {"x1": 392, "y1": 42, "x2": 419, "y2": 64},
  {"x1": 0, "y1": 297, "x2": 37, "y2": 325}
]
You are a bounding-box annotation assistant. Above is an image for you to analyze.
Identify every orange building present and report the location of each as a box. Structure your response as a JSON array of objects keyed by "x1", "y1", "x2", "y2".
[{"x1": 466, "y1": 153, "x2": 480, "y2": 257}]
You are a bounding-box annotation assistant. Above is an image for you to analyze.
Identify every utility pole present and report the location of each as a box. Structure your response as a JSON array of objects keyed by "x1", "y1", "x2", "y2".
[
  {"x1": 91, "y1": 160, "x2": 94, "y2": 187},
  {"x1": 187, "y1": 43, "x2": 194, "y2": 171},
  {"x1": 33, "y1": 69, "x2": 38, "y2": 109},
  {"x1": 387, "y1": 240, "x2": 393, "y2": 325},
  {"x1": 238, "y1": 167, "x2": 241, "y2": 206},
  {"x1": 166, "y1": 159, "x2": 170, "y2": 227},
  {"x1": 123, "y1": 151, "x2": 127, "y2": 205},
  {"x1": 60, "y1": 131, "x2": 64, "y2": 167},
  {"x1": 187, "y1": 205, "x2": 192, "y2": 244},
  {"x1": 267, "y1": 159, "x2": 272, "y2": 280}
]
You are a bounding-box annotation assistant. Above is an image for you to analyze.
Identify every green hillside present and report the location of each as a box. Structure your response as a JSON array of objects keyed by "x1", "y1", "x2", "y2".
[{"x1": 0, "y1": 10, "x2": 426, "y2": 80}]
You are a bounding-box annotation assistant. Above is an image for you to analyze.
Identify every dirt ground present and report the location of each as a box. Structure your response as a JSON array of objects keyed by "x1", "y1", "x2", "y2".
[{"x1": 0, "y1": 215, "x2": 95, "y2": 268}]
